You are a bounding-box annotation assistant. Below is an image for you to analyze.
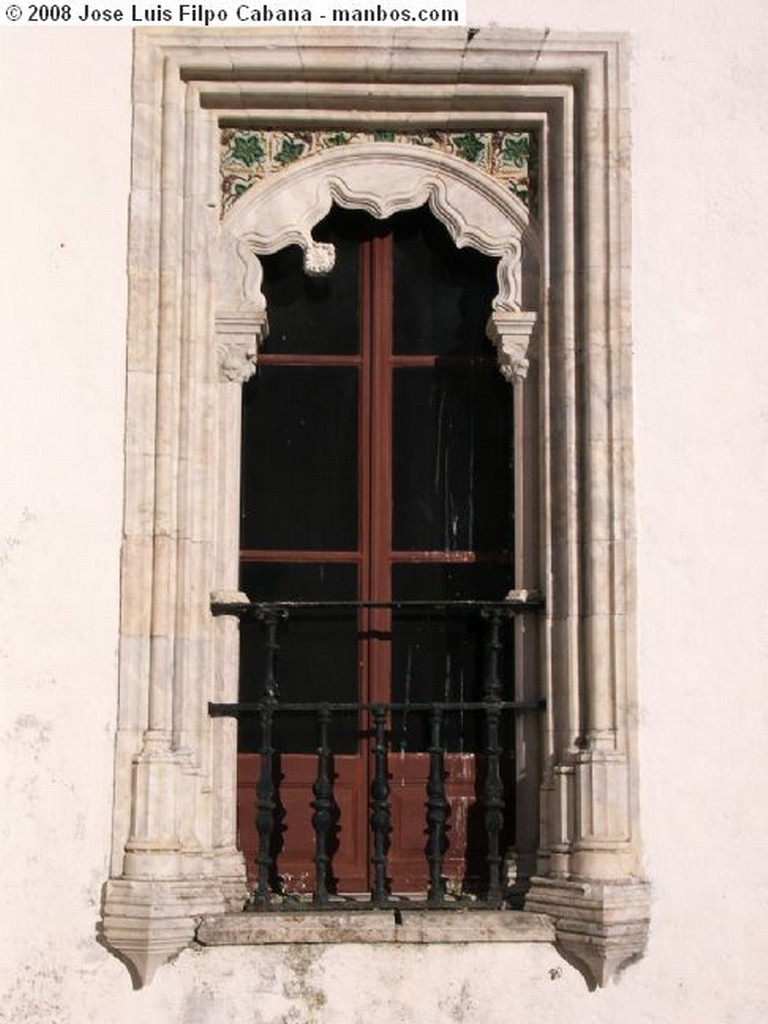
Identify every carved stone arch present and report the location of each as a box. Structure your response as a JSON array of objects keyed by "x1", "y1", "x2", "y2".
[{"x1": 216, "y1": 143, "x2": 539, "y2": 384}]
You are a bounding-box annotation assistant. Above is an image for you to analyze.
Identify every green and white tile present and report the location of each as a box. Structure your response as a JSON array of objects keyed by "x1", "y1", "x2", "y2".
[{"x1": 221, "y1": 128, "x2": 537, "y2": 215}]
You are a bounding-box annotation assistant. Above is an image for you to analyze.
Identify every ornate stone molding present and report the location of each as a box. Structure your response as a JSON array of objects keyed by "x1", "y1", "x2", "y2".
[
  {"x1": 218, "y1": 143, "x2": 540, "y2": 321},
  {"x1": 107, "y1": 27, "x2": 645, "y2": 990},
  {"x1": 218, "y1": 143, "x2": 540, "y2": 384}
]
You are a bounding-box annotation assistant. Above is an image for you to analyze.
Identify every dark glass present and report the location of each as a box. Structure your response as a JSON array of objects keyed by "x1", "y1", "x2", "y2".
[
  {"x1": 390, "y1": 563, "x2": 514, "y2": 753},
  {"x1": 259, "y1": 208, "x2": 363, "y2": 356},
  {"x1": 393, "y1": 205, "x2": 497, "y2": 356},
  {"x1": 240, "y1": 366, "x2": 358, "y2": 551},
  {"x1": 238, "y1": 562, "x2": 359, "y2": 754},
  {"x1": 393, "y1": 366, "x2": 513, "y2": 552}
]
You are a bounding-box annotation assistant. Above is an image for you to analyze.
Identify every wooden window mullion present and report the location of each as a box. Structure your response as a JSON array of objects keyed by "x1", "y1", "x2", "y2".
[{"x1": 367, "y1": 230, "x2": 394, "y2": 706}]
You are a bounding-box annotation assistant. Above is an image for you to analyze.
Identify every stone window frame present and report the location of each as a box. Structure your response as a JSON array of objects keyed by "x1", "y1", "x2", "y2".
[{"x1": 103, "y1": 27, "x2": 649, "y2": 991}]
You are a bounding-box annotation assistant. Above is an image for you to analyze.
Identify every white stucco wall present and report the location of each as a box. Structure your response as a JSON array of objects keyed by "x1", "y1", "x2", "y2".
[{"x1": 1, "y1": 4, "x2": 767, "y2": 1021}]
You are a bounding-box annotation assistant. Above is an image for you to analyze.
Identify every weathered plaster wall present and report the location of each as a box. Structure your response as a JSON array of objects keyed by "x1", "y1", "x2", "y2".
[{"x1": 1, "y1": 3, "x2": 767, "y2": 1021}]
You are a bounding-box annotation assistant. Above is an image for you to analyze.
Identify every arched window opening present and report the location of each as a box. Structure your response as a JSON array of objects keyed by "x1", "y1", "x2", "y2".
[{"x1": 235, "y1": 205, "x2": 534, "y2": 901}]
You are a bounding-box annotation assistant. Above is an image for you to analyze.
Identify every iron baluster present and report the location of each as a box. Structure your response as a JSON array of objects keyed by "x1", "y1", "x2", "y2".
[
  {"x1": 481, "y1": 607, "x2": 503, "y2": 703},
  {"x1": 249, "y1": 609, "x2": 284, "y2": 908},
  {"x1": 262, "y1": 609, "x2": 283, "y2": 702},
  {"x1": 482, "y1": 608, "x2": 506, "y2": 907},
  {"x1": 426, "y1": 706, "x2": 448, "y2": 907},
  {"x1": 311, "y1": 704, "x2": 334, "y2": 906},
  {"x1": 252, "y1": 700, "x2": 276, "y2": 908},
  {"x1": 370, "y1": 704, "x2": 391, "y2": 906}
]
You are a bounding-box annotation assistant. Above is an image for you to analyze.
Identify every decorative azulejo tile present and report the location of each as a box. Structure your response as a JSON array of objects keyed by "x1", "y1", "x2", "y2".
[{"x1": 221, "y1": 129, "x2": 538, "y2": 215}]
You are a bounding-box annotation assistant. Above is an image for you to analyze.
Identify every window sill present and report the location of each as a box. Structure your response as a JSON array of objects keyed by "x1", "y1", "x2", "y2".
[{"x1": 196, "y1": 909, "x2": 555, "y2": 946}]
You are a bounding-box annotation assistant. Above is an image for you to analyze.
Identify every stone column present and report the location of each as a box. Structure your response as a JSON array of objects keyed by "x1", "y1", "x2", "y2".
[
  {"x1": 210, "y1": 312, "x2": 267, "y2": 896},
  {"x1": 486, "y1": 307, "x2": 540, "y2": 886}
]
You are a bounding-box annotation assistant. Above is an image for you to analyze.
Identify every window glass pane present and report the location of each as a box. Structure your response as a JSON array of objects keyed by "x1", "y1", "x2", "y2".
[
  {"x1": 241, "y1": 366, "x2": 358, "y2": 551},
  {"x1": 393, "y1": 366, "x2": 513, "y2": 552},
  {"x1": 390, "y1": 564, "x2": 514, "y2": 752},
  {"x1": 239, "y1": 562, "x2": 359, "y2": 754},
  {"x1": 259, "y1": 208, "x2": 362, "y2": 356},
  {"x1": 393, "y1": 205, "x2": 497, "y2": 356}
]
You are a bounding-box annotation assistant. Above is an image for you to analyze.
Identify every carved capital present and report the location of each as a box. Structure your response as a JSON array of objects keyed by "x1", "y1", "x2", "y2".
[
  {"x1": 217, "y1": 338, "x2": 257, "y2": 383},
  {"x1": 486, "y1": 309, "x2": 537, "y2": 382},
  {"x1": 215, "y1": 311, "x2": 268, "y2": 383}
]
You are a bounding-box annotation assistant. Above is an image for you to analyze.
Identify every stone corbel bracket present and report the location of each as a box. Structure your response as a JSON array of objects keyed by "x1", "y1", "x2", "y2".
[
  {"x1": 525, "y1": 878, "x2": 651, "y2": 989},
  {"x1": 215, "y1": 311, "x2": 268, "y2": 383},
  {"x1": 486, "y1": 309, "x2": 538, "y2": 382}
]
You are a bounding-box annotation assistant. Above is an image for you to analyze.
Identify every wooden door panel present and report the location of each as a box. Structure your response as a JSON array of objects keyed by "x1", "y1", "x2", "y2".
[{"x1": 388, "y1": 753, "x2": 483, "y2": 892}]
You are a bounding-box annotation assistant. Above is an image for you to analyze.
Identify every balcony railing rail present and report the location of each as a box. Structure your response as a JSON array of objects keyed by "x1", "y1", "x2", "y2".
[{"x1": 210, "y1": 595, "x2": 544, "y2": 912}]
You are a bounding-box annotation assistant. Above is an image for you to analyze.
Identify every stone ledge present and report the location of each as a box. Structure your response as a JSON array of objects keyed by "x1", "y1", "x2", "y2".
[{"x1": 197, "y1": 909, "x2": 555, "y2": 946}]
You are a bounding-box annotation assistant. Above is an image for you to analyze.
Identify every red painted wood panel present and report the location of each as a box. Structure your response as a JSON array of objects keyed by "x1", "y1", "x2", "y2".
[{"x1": 238, "y1": 753, "x2": 369, "y2": 894}]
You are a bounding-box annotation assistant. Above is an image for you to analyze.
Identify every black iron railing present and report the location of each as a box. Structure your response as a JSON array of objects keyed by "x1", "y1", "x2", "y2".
[{"x1": 210, "y1": 596, "x2": 544, "y2": 912}]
